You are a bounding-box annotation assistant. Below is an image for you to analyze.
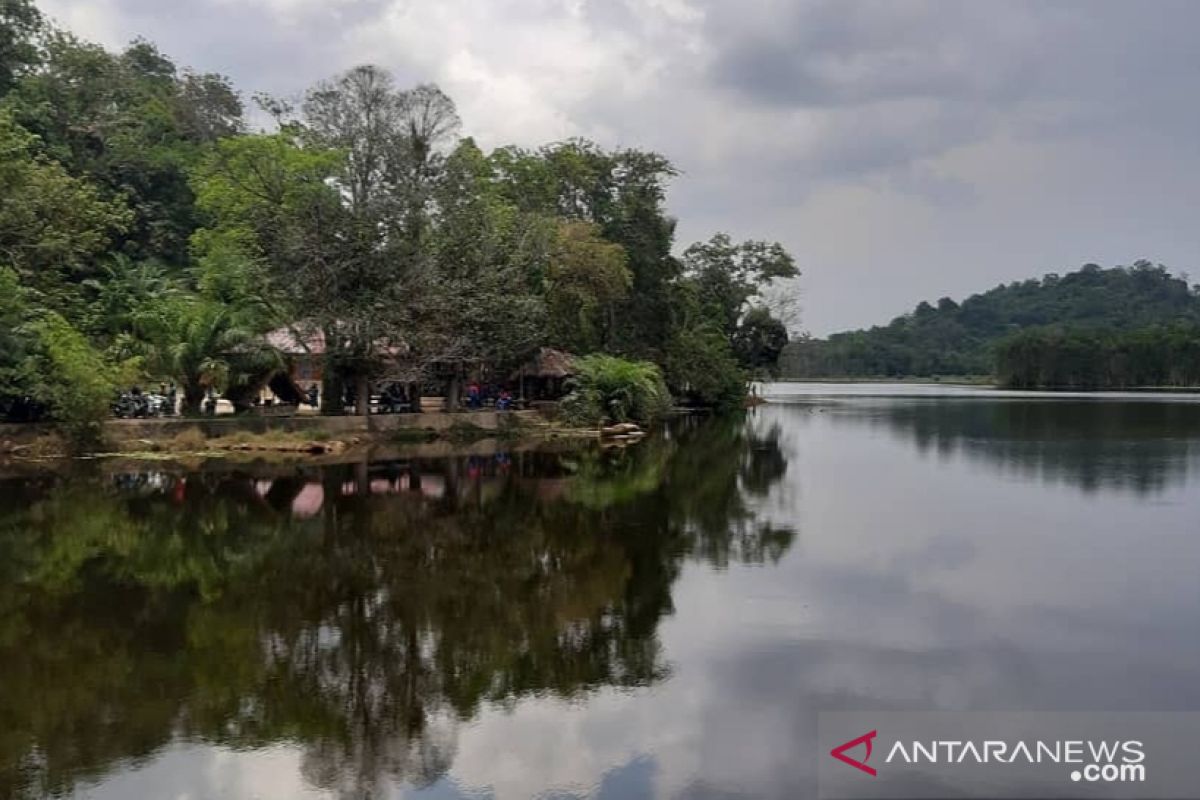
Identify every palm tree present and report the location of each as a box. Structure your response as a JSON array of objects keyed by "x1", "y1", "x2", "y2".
[{"x1": 135, "y1": 295, "x2": 280, "y2": 415}]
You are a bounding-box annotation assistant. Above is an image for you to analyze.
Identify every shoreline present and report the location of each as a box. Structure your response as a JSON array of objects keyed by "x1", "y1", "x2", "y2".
[
  {"x1": 0, "y1": 409, "x2": 605, "y2": 464},
  {"x1": 768, "y1": 378, "x2": 1200, "y2": 393}
]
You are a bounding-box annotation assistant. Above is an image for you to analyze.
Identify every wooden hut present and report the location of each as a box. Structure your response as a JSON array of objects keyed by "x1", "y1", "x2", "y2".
[{"x1": 514, "y1": 348, "x2": 576, "y2": 403}]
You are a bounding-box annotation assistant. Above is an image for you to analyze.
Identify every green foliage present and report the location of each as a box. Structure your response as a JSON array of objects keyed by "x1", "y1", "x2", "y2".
[
  {"x1": 0, "y1": 11, "x2": 799, "y2": 424},
  {"x1": 4, "y1": 32, "x2": 244, "y2": 263},
  {"x1": 785, "y1": 261, "x2": 1200, "y2": 379},
  {"x1": 995, "y1": 323, "x2": 1200, "y2": 389},
  {"x1": 28, "y1": 312, "x2": 129, "y2": 448},
  {"x1": 489, "y1": 139, "x2": 680, "y2": 360},
  {"x1": 427, "y1": 137, "x2": 549, "y2": 374},
  {"x1": 544, "y1": 220, "x2": 630, "y2": 353},
  {"x1": 0, "y1": 0, "x2": 41, "y2": 94},
  {"x1": 0, "y1": 110, "x2": 131, "y2": 305},
  {"x1": 0, "y1": 265, "x2": 35, "y2": 400},
  {"x1": 733, "y1": 306, "x2": 789, "y2": 377},
  {"x1": 665, "y1": 322, "x2": 746, "y2": 410},
  {"x1": 560, "y1": 354, "x2": 671, "y2": 426},
  {"x1": 681, "y1": 233, "x2": 798, "y2": 339},
  {"x1": 132, "y1": 293, "x2": 278, "y2": 414}
]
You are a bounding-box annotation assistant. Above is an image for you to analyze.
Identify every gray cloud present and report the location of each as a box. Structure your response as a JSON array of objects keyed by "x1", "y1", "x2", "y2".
[{"x1": 36, "y1": 0, "x2": 1200, "y2": 333}]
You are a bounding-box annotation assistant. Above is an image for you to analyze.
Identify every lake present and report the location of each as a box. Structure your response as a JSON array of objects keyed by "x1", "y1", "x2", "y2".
[{"x1": 3, "y1": 383, "x2": 1200, "y2": 799}]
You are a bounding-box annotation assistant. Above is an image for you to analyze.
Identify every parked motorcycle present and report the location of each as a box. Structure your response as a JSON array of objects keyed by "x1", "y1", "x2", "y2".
[{"x1": 112, "y1": 389, "x2": 169, "y2": 419}]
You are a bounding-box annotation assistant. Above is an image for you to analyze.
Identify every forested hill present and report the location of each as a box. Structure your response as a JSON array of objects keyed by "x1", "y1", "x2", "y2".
[{"x1": 780, "y1": 262, "x2": 1200, "y2": 378}]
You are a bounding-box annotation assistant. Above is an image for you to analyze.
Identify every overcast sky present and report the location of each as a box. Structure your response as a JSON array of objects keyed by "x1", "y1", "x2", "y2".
[{"x1": 38, "y1": 0, "x2": 1200, "y2": 334}]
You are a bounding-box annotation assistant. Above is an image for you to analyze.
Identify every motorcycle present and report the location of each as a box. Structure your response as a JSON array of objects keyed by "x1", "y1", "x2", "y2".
[{"x1": 112, "y1": 391, "x2": 167, "y2": 419}]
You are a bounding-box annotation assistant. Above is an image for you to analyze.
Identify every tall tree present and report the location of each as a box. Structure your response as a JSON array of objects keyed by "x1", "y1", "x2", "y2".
[
  {"x1": 0, "y1": 110, "x2": 130, "y2": 313},
  {"x1": 680, "y1": 233, "x2": 798, "y2": 340},
  {"x1": 544, "y1": 220, "x2": 630, "y2": 354},
  {"x1": 298, "y1": 67, "x2": 461, "y2": 413},
  {"x1": 0, "y1": 0, "x2": 41, "y2": 95},
  {"x1": 489, "y1": 140, "x2": 679, "y2": 359},
  {"x1": 4, "y1": 33, "x2": 243, "y2": 265}
]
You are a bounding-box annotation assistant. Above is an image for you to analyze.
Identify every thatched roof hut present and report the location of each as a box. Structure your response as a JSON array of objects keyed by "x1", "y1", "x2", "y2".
[
  {"x1": 513, "y1": 348, "x2": 576, "y2": 401},
  {"x1": 514, "y1": 348, "x2": 576, "y2": 380}
]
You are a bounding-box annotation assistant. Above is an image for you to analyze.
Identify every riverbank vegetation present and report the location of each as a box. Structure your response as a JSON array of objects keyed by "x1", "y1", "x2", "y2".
[
  {"x1": 995, "y1": 323, "x2": 1200, "y2": 389},
  {"x1": 782, "y1": 262, "x2": 1200, "y2": 383},
  {"x1": 560, "y1": 355, "x2": 672, "y2": 426},
  {"x1": 0, "y1": 0, "x2": 797, "y2": 446}
]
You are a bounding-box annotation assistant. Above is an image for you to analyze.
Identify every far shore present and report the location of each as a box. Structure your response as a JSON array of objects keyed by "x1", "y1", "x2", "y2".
[{"x1": 766, "y1": 377, "x2": 1200, "y2": 393}]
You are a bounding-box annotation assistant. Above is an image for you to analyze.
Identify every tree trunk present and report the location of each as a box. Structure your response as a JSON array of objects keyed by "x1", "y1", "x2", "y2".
[
  {"x1": 182, "y1": 383, "x2": 205, "y2": 416},
  {"x1": 355, "y1": 375, "x2": 370, "y2": 417},
  {"x1": 446, "y1": 371, "x2": 461, "y2": 412},
  {"x1": 321, "y1": 355, "x2": 343, "y2": 416}
]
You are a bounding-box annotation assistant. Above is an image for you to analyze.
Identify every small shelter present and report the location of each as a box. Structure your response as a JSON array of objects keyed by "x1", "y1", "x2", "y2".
[
  {"x1": 514, "y1": 348, "x2": 576, "y2": 402},
  {"x1": 267, "y1": 326, "x2": 327, "y2": 388}
]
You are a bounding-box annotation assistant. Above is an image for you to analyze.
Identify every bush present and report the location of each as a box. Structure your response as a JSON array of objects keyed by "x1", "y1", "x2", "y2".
[
  {"x1": 665, "y1": 324, "x2": 746, "y2": 410},
  {"x1": 30, "y1": 313, "x2": 129, "y2": 450},
  {"x1": 560, "y1": 354, "x2": 671, "y2": 427}
]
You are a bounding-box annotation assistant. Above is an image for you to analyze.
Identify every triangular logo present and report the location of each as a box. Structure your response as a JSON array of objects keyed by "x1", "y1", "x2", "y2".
[{"x1": 830, "y1": 730, "x2": 878, "y2": 776}]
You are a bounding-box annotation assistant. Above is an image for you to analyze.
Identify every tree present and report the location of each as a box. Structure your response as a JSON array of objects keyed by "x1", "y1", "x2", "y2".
[
  {"x1": 489, "y1": 140, "x2": 680, "y2": 359},
  {"x1": 424, "y1": 138, "x2": 548, "y2": 406},
  {"x1": 733, "y1": 306, "x2": 789, "y2": 376},
  {"x1": 4, "y1": 33, "x2": 244, "y2": 265},
  {"x1": 0, "y1": 110, "x2": 130, "y2": 310},
  {"x1": 28, "y1": 312, "x2": 131, "y2": 448},
  {"x1": 0, "y1": 266, "x2": 35, "y2": 407},
  {"x1": 295, "y1": 66, "x2": 462, "y2": 414},
  {"x1": 0, "y1": 0, "x2": 41, "y2": 95},
  {"x1": 680, "y1": 233, "x2": 799, "y2": 340},
  {"x1": 132, "y1": 294, "x2": 278, "y2": 414},
  {"x1": 788, "y1": 261, "x2": 1200, "y2": 380},
  {"x1": 544, "y1": 221, "x2": 631, "y2": 353}
]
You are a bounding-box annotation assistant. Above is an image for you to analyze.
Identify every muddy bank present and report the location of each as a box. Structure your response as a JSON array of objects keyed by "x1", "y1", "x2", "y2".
[{"x1": 0, "y1": 409, "x2": 606, "y2": 464}]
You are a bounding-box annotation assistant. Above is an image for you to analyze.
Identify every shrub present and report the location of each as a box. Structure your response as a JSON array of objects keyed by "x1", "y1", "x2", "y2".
[
  {"x1": 560, "y1": 354, "x2": 671, "y2": 427},
  {"x1": 30, "y1": 313, "x2": 130, "y2": 450},
  {"x1": 665, "y1": 324, "x2": 746, "y2": 410}
]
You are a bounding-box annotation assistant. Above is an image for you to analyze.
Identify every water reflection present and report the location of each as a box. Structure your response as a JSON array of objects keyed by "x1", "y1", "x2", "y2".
[
  {"x1": 790, "y1": 398, "x2": 1200, "y2": 494},
  {"x1": 0, "y1": 418, "x2": 793, "y2": 799}
]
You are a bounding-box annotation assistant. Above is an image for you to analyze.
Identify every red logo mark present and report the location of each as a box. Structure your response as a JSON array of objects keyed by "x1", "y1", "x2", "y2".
[{"x1": 830, "y1": 730, "x2": 878, "y2": 777}]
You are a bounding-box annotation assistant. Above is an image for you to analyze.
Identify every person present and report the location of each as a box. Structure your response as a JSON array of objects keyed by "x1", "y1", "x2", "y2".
[
  {"x1": 204, "y1": 387, "x2": 218, "y2": 416},
  {"x1": 130, "y1": 386, "x2": 148, "y2": 418},
  {"x1": 379, "y1": 383, "x2": 401, "y2": 414},
  {"x1": 497, "y1": 388, "x2": 513, "y2": 411},
  {"x1": 467, "y1": 381, "x2": 481, "y2": 410},
  {"x1": 307, "y1": 384, "x2": 319, "y2": 409},
  {"x1": 166, "y1": 383, "x2": 177, "y2": 416}
]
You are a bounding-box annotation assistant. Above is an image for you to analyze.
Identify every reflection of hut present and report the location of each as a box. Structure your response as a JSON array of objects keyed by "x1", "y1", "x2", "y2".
[{"x1": 514, "y1": 348, "x2": 576, "y2": 402}]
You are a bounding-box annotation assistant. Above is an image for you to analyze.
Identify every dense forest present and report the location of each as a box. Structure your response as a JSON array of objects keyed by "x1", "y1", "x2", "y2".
[
  {"x1": 995, "y1": 323, "x2": 1200, "y2": 389},
  {"x1": 0, "y1": 0, "x2": 797, "y2": 443},
  {"x1": 781, "y1": 262, "x2": 1200, "y2": 384}
]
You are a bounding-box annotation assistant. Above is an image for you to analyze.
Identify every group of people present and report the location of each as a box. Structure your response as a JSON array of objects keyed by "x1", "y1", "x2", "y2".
[
  {"x1": 464, "y1": 382, "x2": 515, "y2": 410},
  {"x1": 335, "y1": 382, "x2": 416, "y2": 414}
]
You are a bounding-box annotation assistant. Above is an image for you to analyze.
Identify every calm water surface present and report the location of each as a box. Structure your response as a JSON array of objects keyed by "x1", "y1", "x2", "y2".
[{"x1": 3, "y1": 384, "x2": 1200, "y2": 799}]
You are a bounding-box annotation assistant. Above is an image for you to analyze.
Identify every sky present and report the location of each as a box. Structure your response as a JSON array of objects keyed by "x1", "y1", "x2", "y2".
[{"x1": 36, "y1": 0, "x2": 1200, "y2": 335}]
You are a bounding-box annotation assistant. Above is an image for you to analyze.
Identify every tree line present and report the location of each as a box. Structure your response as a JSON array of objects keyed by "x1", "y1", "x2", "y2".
[
  {"x1": 0, "y1": 0, "x2": 798, "y2": 442},
  {"x1": 781, "y1": 262, "x2": 1200, "y2": 381},
  {"x1": 995, "y1": 323, "x2": 1200, "y2": 389}
]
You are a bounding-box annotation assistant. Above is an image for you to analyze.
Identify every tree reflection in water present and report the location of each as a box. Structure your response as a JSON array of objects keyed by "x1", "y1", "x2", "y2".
[{"x1": 0, "y1": 416, "x2": 794, "y2": 799}]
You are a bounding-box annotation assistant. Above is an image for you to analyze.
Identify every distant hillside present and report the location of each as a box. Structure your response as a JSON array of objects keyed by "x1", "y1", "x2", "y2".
[{"x1": 780, "y1": 261, "x2": 1200, "y2": 379}]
